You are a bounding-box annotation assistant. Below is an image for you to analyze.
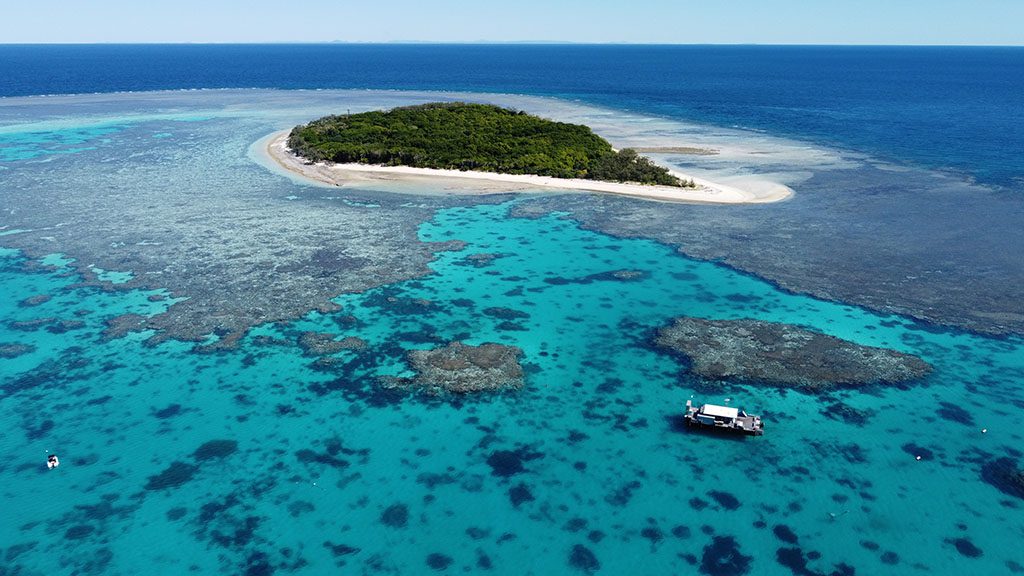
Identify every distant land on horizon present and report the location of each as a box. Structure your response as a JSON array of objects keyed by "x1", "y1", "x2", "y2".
[{"x1": 1, "y1": 41, "x2": 1023, "y2": 47}]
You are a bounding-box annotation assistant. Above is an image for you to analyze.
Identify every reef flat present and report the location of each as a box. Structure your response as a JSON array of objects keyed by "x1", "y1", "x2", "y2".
[
  {"x1": 388, "y1": 341, "x2": 525, "y2": 395},
  {"x1": 510, "y1": 182, "x2": 1024, "y2": 337},
  {"x1": 0, "y1": 103, "x2": 502, "y2": 347},
  {"x1": 3, "y1": 90, "x2": 1022, "y2": 345},
  {"x1": 654, "y1": 317, "x2": 932, "y2": 392}
]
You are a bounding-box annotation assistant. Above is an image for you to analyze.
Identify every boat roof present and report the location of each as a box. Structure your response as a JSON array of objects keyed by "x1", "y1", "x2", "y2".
[{"x1": 701, "y1": 404, "x2": 739, "y2": 419}]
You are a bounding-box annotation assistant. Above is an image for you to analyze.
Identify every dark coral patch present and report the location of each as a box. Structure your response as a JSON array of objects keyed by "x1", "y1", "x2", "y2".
[
  {"x1": 426, "y1": 553, "x2": 453, "y2": 570},
  {"x1": 569, "y1": 544, "x2": 600, "y2": 573},
  {"x1": 708, "y1": 490, "x2": 741, "y2": 510},
  {"x1": 775, "y1": 547, "x2": 810, "y2": 575},
  {"x1": 45, "y1": 320, "x2": 85, "y2": 334},
  {"x1": 288, "y1": 501, "x2": 315, "y2": 517},
  {"x1": 605, "y1": 480, "x2": 642, "y2": 507},
  {"x1": 936, "y1": 401, "x2": 974, "y2": 426},
  {"x1": 64, "y1": 525, "x2": 95, "y2": 540},
  {"x1": 486, "y1": 448, "x2": 542, "y2": 478},
  {"x1": 380, "y1": 503, "x2": 409, "y2": 528},
  {"x1": 821, "y1": 402, "x2": 871, "y2": 426},
  {"x1": 25, "y1": 419, "x2": 54, "y2": 440},
  {"x1": 508, "y1": 483, "x2": 535, "y2": 507},
  {"x1": 700, "y1": 536, "x2": 752, "y2": 576},
  {"x1": 880, "y1": 551, "x2": 899, "y2": 565},
  {"x1": 980, "y1": 457, "x2": 1024, "y2": 500},
  {"x1": 242, "y1": 551, "x2": 273, "y2": 576},
  {"x1": 193, "y1": 440, "x2": 238, "y2": 461},
  {"x1": 641, "y1": 526, "x2": 664, "y2": 548},
  {"x1": 323, "y1": 541, "x2": 361, "y2": 557},
  {"x1": 209, "y1": 516, "x2": 261, "y2": 550},
  {"x1": 773, "y1": 525, "x2": 799, "y2": 544},
  {"x1": 295, "y1": 449, "x2": 347, "y2": 469},
  {"x1": 144, "y1": 461, "x2": 199, "y2": 491},
  {"x1": 166, "y1": 507, "x2": 188, "y2": 521},
  {"x1": 0, "y1": 342, "x2": 35, "y2": 359},
  {"x1": 482, "y1": 307, "x2": 530, "y2": 320},
  {"x1": 672, "y1": 525, "x2": 692, "y2": 539},
  {"x1": 5, "y1": 542, "x2": 38, "y2": 561},
  {"x1": 487, "y1": 450, "x2": 525, "y2": 477},
  {"x1": 564, "y1": 518, "x2": 588, "y2": 532},
  {"x1": 153, "y1": 404, "x2": 183, "y2": 419},
  {"x1": 19, "y1": 294, "x2": 51, "y2": 307},
  {"x1": 901, "y1": 443, "x2": 935, "y2": 461},
  {"x1": 950, "y1": 537, "x2": 983, "y2": 558}
]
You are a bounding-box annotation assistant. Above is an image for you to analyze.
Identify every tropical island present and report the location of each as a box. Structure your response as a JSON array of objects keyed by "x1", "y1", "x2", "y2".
[
  {"x1": 288, "y1": 102, "x2": 690, "y2": 187},
  {"x1": 264, "y1": 102, "x2": 792, "y2": 204}
]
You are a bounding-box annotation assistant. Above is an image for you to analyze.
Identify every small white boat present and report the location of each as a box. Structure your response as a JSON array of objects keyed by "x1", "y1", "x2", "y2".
[{"x1": 47, "y1": 454, "x2": 59, "y2": 469}]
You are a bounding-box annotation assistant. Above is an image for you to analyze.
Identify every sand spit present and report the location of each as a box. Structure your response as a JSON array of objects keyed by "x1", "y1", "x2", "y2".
[{"x1": 263, "y1": 131, "x2": 792, "y2": 205}]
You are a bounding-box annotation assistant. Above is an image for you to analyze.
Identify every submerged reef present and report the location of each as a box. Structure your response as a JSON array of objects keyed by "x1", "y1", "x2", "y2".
[
  {"x1": 510, "y1": 176, "x2": 1024, "y2": 338},
  {"x1": 388, "y1": 341, "x2": 525, "y2": 394},
  {"x1": 0, "y1": 342, "x2": 35, "y2": 359},
  {"x1": 654, "y1": 317, "x2": 932, "y2": 392},
  {"x1": 0, "y1": 110, "x2": 484, "y2": 348},
  {"x1": 980, "y1": 457, "x2": 1024, "y2": 501},
  {"x1": 297, "y1": 332, "x2": 366, "y2": 356}
]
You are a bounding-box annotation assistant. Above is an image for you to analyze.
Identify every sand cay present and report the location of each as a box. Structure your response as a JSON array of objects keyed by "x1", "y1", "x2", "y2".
[{"x1": 263, "y1": 130, "x2": 792, "y2": 205}]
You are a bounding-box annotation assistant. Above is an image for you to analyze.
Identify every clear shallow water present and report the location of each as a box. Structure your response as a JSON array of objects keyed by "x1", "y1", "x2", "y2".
[
  {"x1": 0, "y1": 89, "x2": 1022, "y2": 575},
  {"x1": 2, "y1": 201, "x2": 1024, "y2": 574}
]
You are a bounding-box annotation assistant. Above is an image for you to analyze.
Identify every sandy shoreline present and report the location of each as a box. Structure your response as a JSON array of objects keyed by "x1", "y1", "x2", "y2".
[{"x1": 263, "y1": 130, "x2": 792, "y2": 204}]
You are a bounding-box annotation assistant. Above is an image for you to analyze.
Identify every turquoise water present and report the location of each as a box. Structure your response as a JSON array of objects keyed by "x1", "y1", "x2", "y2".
[
  {"x1": 3, "y1": 201, "x2": 1023, "y2": 574},
  {"x1": 0, "y1": 125, "x2": 123, "y2": 162},
  {"x1": 1, "y1": 91, "x2": 1023, "y2": 575}
]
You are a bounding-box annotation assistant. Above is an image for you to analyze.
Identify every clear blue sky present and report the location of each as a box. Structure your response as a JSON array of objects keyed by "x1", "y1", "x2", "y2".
[{"x1": 2, "y1": 0, "x2": 1021, "y2": 45}]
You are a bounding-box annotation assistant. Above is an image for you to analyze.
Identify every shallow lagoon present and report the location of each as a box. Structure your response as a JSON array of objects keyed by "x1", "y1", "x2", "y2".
[{"x1": 1, "y1": 91, "x2": 1023, "y2": 575}]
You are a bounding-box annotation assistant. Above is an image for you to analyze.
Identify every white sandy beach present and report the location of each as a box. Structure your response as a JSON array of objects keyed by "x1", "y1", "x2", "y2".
[{"x1": 263, "y1": 131, "x2": 792, "y2": 205}]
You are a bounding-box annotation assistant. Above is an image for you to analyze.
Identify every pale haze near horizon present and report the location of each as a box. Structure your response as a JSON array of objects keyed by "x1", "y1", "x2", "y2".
[{"x1": 1, "y1": 0, "x2": 1022, "y2": 45}]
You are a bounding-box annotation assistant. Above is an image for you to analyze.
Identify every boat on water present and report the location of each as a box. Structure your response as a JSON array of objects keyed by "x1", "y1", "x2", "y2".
[{"x1": 684, "y1": 400, "x2": 764, "y2": 436}]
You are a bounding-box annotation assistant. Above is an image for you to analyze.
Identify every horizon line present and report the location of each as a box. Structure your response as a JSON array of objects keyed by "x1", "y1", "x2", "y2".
[{"x1": 1, "y1": 41, "x2": 1022, "y2": 48}]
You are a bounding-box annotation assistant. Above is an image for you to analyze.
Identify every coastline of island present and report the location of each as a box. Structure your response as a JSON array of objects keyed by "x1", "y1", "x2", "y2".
[{"x1": 262, "y1": 130, "x2": 793, "y2": 205}]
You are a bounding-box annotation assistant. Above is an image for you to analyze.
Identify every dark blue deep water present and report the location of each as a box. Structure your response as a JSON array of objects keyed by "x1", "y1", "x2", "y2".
[{"x1": 2, "y1": 44, "x2": 1023, "y2": 188}]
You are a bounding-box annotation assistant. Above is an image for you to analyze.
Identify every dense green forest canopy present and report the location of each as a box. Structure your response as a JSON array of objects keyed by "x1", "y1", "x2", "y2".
[{"x1": 288, "y1": 103, "x2": 692, "y2": 187}]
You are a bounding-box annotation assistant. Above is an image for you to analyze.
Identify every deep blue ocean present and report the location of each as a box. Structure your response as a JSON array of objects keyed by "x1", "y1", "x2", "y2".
[
  {"x1": 2, "y1": 45, "x2": 1023, "y2": 576},
  {"x1": 2, "y1": 44, "x2": 1023, "y2": 189}
]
